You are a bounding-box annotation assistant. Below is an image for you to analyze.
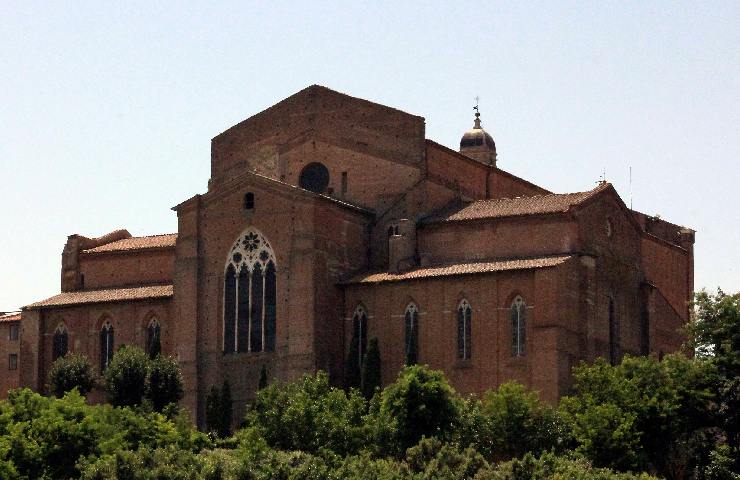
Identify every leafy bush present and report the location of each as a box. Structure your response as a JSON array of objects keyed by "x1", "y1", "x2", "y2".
[
  {"x1": 147, "y1": 355, "x2": 184, "y2": 413},
  {"x1": 245, "y1": 371, "x2": 366, "y2": 456},
  {"x1": 362, "y1": 337, "x2": 382, "y2": 400},
  {"x1": 48, "y1": 352, "x2": 95, "y2": 398},
  {"x1": 477, "y1": 451, "x2": 659, "y2": 480},
  {"x1": 104, "y1": 346, "x2": 150, "y2": 407},
  {"x1": 560, "y1": 354, "x2": 716, "y2": 475},
  {"x1": 480, "y1": 381, "x2": 567, "y2": 461},
  {"x1": 368, "y1": 365, "x2": 463, "y2": 457}
]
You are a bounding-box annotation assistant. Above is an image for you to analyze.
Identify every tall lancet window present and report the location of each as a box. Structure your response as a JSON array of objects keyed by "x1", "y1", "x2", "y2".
[
  {"x1": 457, "y1": 299, "x2": 472, "y2": 360},
  {"x1": 404, "y1": 303, "x2": 419, "y2": 365},
  {"x1": 146, "y1": 317, "x2": 161, "y2": 358},
  {"x1": 511, "y1": 296, "x2": 526, "y2": 357},
  {"x1": 52, "y1": 323, "x2": 69, "y2": 361},
  {"x1": 100, "y1": 320, "x2": 114, "y2": 372},
  {"x1": 223, "y1": 229, "x2": 277, "y2": 354},
  {"x1": 346, "y1": 305, "x2": 368, "y2": 389},
  {"x1": 609, "y1": 297, "x2": 619, "y2": 365}
]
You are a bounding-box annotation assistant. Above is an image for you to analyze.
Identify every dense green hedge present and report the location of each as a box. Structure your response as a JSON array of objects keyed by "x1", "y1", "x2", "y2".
[{"x1": 0, "y1": 289, "x2": 736, "y2": 479}]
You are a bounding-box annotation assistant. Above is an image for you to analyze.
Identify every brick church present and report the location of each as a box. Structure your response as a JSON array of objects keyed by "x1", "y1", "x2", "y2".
[{"x1": 9, "y1": 85, "x2": 694, "y2": 423}]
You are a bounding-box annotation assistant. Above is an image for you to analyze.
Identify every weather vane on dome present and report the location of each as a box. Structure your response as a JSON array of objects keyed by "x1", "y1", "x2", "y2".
[{"x1": 473, "y1": 95, "x2": 481, "y2": 128}]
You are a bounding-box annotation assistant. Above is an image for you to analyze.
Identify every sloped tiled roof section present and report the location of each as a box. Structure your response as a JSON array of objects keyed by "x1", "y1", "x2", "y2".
[
  {"x1": 25, "y1": 285, "x2": 173, "y2": 310},
  {"x1": 344, "y1": 255, "x2": 573, "y2": 285},
  {"x1": 82, "y1": 233, "x2": 178, "y2": 254},
  {"x1": 423, "y1": 183, "x2": 610, "y2": 224},
  {"x1": 0, "y1": 313, "x2": 21, "y2": 323}
]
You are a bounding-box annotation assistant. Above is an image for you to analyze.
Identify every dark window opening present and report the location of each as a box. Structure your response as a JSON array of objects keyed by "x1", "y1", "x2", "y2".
[
  {"x1": 223, "y1": 265, "x2": 237, "y2": 354},
  {"x1": 100, "y1": 323, "x2": 114, "y2": 372},
  {"x1": 609, "y1": 298, "x2": 619, "y2": 365},
  {"x1": 9, "y1": 324, "x2": 19, "y2": 341},
  {"x1": 244, "y1": 192, "x2": 255, "y2": 210},
  {"x1": 237, "y1": 268, "x2": 250, "y2": 352},
  {"x1": 264, "y1": 261, "x2": 277, "y2": 352},
  {"x1": 405, "y1": 304, "x2": 419, "y2": 365},
  {"x1": 341, "y1": 172, "x2": 348, "y2": 195},
  {"x1": 80, "y1": 274, "x2": 85, "y2": 289},
  {"x1": 146, "y1": 319, "x2": 161, "y2": 358},
  {"x1": 250, "y1": 263, "x2": 264, "y2": 353},
  {"x1": 53, "y1": 327, "x2": 69, "y2": 361},
  {"x1": 511, "y1": 297, "x2": 526, "y2": 356},
  {"x1": 299, "y1": 162, "x2": 330, "y2": 193},
  {"x1": 457, "y1": 300, "x2": 472, "y2": 360},
  {"x1": 9, "y1": 354, "x2": 17, "y2": 371}
]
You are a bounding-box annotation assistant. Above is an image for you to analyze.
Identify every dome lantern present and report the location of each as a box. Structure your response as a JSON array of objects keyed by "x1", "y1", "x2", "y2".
[{"x1": 459, "y1": 107, "x2": 497, "y2": 167}]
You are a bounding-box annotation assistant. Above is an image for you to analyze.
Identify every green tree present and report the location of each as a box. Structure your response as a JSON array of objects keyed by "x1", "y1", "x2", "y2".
[
  {"x1": 345, "y1": 331, "x2": 362, "y2": 390},
  {"x1": 362, "y1": 337, "x2": 382, "y2": 400},
  {"x1": 244, "y1": 371, "x2": 366, "y2": 455},
  {"x1": 219, "y1": 380, "x2": 233, "y2": 438},
  {"x1": 689, "y1": 289, "x2": 740, "y2": 462},
  {"x1": 205, "y1": 385, "x2": 221, "y2": 436},
  {"x1": 368, "y1": 365, "x2": 463, "y2": 457},
  {"x1": 104, "y1": 345, "x2": 150, "y2": 407},
  {"x1": 560, "y1": 355, "x2": 716, "y2": 477},
  {"x1": 480, "y1": 381, "x2": 566, "y2": 461},
  {"x1": 259, "y1": 364, "x2": 268, "y2": 390},
  {"x1": 146, "y1": 355, "x2": 184, "y2": 413},
  {"x1": 48, "y1": 352, "x2": 95, "y2": 398}
]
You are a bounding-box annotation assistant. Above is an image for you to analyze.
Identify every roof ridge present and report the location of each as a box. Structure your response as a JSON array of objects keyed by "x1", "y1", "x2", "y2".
[
  {"x1": 474, "y1": 182, "x2": 610, "y2": 204},
  {"x1": 115, "y1": 232, "x2": 178, "y2": 240}
]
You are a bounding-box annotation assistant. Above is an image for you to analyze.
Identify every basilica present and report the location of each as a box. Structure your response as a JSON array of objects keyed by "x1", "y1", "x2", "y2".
[{"x1": 10, "y1": 85, "x2": 694, "y2": 424}]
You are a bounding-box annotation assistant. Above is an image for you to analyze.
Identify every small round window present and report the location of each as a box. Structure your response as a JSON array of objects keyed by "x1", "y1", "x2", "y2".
[{"x1": 299, "y1": 162, "x2": 330, "y2": 193}]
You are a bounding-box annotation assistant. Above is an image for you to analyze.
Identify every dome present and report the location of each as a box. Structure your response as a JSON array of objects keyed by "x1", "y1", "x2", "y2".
[
  {"x1": 460, "y1": 128, "x2": 495, "y2": 150},
  {"x1": 459, "y1": 111, "x2": 497, "y2": 166}
]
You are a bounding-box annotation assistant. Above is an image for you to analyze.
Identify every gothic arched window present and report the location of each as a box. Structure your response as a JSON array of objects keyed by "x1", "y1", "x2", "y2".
[
  {"x1": 346, "y1": 305, "x2": 368, "y2": 389},
  {"x1": 146, "y1": 317, "x2": 161, "y2": 358},
  {"x1": 457, "y1": 299, "x2": 472, "y2": 360},
  {"x1": 511, "y1": 296, "x2": 526, "y2": 357},
  {"x1": 52, "y1": 323, "x2": 68, "y2": 361},
  {"x1": 404, "y1": 303, "x2": 419, "y2": 365},
  {"x1": 609, "y1": 297, "x2": 619, "y2": 365},
  {"x1": 223, "y1": 229, "x2": 277, "y2": 354},
  {"x1": 100, "y1": 320, "x2": 114, "y2": 372}
]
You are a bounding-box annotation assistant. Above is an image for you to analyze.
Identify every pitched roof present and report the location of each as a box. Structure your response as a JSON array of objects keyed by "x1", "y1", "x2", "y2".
[
  {"x1": 82, "y1": 233, "x2": 178, "y2": 254},
  {"x1": 344, "y1": 255, "x2": 573, "y2": 285},
  {"x1": 423, "y1": 183, "x2": 610, "y2": 224},
  {"x1": 0, "y1": 313, "x2": 20, "y2": 323},
  {"x1": 25, "y1": 285, "x2": 173, "y2": 310}
]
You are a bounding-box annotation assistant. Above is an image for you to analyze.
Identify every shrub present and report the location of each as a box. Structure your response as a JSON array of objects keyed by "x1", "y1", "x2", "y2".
[
  {"x1": 147, "y1": 355, "x2": 184, "y2": 413},
  {"x1": 480, "y1": 381, "x2": 566, "y2": 461},
  {"x1": 362, "y1": 338, "x2": 382, "y2": 401},
  {"x1": 104, "y1": 346, "x2": 150, "y2": 407},
  {"x1": 245, "y1": 371, "x2": 366, "y2": 456},
  {"x1": 368, "y1": 365, "x2": 463, "y2": 457},
  {"x1": 48, "y1": 352, "x2": 95, "y2": 398}
]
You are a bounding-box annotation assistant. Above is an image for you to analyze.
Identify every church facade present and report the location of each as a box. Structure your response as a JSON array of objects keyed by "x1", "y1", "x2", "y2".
[{"x1": 12, "y1": 86, "x2": 694, "y2": 423}]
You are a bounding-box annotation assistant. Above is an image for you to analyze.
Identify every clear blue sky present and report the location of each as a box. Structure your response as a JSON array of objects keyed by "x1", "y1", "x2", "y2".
[{"x1": 1, "y1": 1, "x2": 738, "y2": 311}]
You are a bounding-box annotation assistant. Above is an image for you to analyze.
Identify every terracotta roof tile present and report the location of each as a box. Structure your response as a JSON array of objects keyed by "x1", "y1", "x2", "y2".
[
  {"x1": 0, "y1": 313, "x2": 20, "y2": 323},
  {"x1": 83, "y1": 233, "x2": 178, "y2": 253},
  {"x1": 344, "y1": 255, "x2": 573, "y2": 285},
  {"x1": 25, "y1": 285, "x2": 173, "y2": 310},
  {"x1": 424, "y1": 183, "x2": 610, "y2": 224}
]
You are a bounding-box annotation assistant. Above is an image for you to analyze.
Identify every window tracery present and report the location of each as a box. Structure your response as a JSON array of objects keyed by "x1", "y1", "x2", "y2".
[
  {"x1": 52, "y1": 323, "x2": 69, "y2": 361},
  {"x1": 511, "y1": 296, "x2": 526, "y2": 357},
  {"x1": 404, "y1": 303, "x2": 419, "y2": 365},
  {"x1": 348, "y1": 305, "x2": 367, "y2": 378},
  {"x1": 223, "y1": 228, "x2": 277, "y2": 354},
  {"x1": 457, "y1": 299, "x2": 472, "y2": 360},
  {"x1": 100, "y1": 320, "x2": 114, "y2": 372},
  {"x1": 146, "y1": 317, "x2": 161, "y2": 358}
]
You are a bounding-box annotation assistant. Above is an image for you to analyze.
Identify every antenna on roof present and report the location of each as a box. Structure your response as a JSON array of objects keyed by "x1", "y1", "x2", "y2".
[
  {"x1": 629, "y1": 166, "x2": 633, "y2": 210},
  {"x1": 598, "y1": 169, "x2": 607, "y2": 185}
]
